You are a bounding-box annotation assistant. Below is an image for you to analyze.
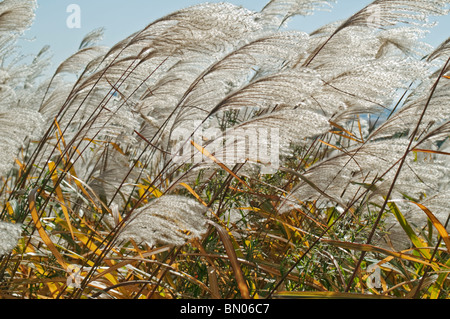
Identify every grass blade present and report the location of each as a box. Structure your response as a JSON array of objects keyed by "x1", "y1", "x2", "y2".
[
  {"x1": 48, "y1": 161, "x2": 75, "y2": 240},
  {"x1": 191, "y1": 140, "x2": 252, "y2": 191},
  {"x1": 387, "y1": 202, "x2": 431, "y2": 259}
]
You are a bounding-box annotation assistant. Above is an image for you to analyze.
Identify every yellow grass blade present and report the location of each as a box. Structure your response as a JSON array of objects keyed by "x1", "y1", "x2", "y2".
[
  {"x1": 15, "y1": 158, "x2": 24, "y2": 170},
  {"x1": 48, "y1": 161, "x2": 75, "y2": 240},
  {"x1": 371, "y1": 246, "x2": 443, "y2": 274},
  {"x1": 82, "y1": 137, "x2": 127, "y2": 156},
  {"x1": 255, "y1": 206, "x2": 326, "y2": 233},
  {"x1": 90, "y1": 246, "x2": 171, "y2": 282},
  {"x1": 280, "y1": 167, "x2": 354, "y2": 216},
  {"x1": 329, "y1": 121, "x2": 364, "y2": 143},
  {"x1": 430, "y1": 259, "x2": 450, "y2": 299},
  {"x1": 388, "y1": 201, "x2": 431, "y2": 260},
  {"x1": 322, "y1": 239, "x2": 435, "y2": 267},
  {"x1": 329, "y1": 121, "x2": 356, "y2": 137},
  {"x1": 5, "y1": 201, "x2": 15, "y2": 217},
  {"x1": 137, "y1": 183, "x2": 163, "y2": 200},
  {"x1": 319, "y1": 139, "x2": 348, "y2": 154},
  {"x1": 83, "y1": 259, "x2": 120, "y2": 287},
  {"x1": 74, "y1": 231, "x2": 103, "y2": 257},
  {"x1": 28, "y1": 188, "x2": 68, "y2": 270},
  {"x1": 54, "y1": 118, "x2": 67, "y2": 149},
  {"x1": 273, "y1": 291, "x2": 393, "y2": 299},
  {"x1": 179, "y1": 182, "x2": 208, "y2": 207},
  {"x1": 54, "y1": 118, "x2": 68, "y2": 164},
  {"x1": 412, "y1": 148, "x2": 450, "y2": 156},
  {"x1": 357, "y1": 115, "x2": 365, "y2": 143},
  {"x1": 66, "y1": 169, "x2": 106, "y2": 214},
  {"x1": 330, "y1": 131, "x2": 362, "y2": 143},
  {"x1": 108, "y1": 141, "x2": 126, "y2": 156},
  {"x1": 46, "y1": 281, "x2": 61, "y2": 298}
]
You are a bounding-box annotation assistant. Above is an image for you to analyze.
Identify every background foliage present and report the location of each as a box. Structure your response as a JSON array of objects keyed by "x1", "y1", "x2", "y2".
[{"x1": 0, "y1": 0, "x2": 449, "y2": 299}]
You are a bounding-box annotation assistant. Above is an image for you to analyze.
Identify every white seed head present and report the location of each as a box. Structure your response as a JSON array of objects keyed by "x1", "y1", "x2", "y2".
[{"x1": 118, "y1": 195, "x2": 208, "y2": 247}]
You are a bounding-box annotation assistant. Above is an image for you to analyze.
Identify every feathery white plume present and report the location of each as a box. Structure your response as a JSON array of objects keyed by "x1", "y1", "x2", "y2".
[
  {"x1": 262, "y1": 0, "x2": 335, "y2": 26},
  {"x1": 0, "y1": 221, "x2": 21, "y2": 256},
  {"x1": 118, "y1": 195, "x2": 208, "y2": 247}
]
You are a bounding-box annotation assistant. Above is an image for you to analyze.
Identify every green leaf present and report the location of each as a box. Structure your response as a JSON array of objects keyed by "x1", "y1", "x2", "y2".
[{"x1": 387, "y1": 202, "x2": 432, "y2": 260}]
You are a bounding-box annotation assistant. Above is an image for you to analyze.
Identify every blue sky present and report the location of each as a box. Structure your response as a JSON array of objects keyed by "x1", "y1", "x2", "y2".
[{"x1": 18, "y1": 1, "x2": 449, "y2": 71}]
